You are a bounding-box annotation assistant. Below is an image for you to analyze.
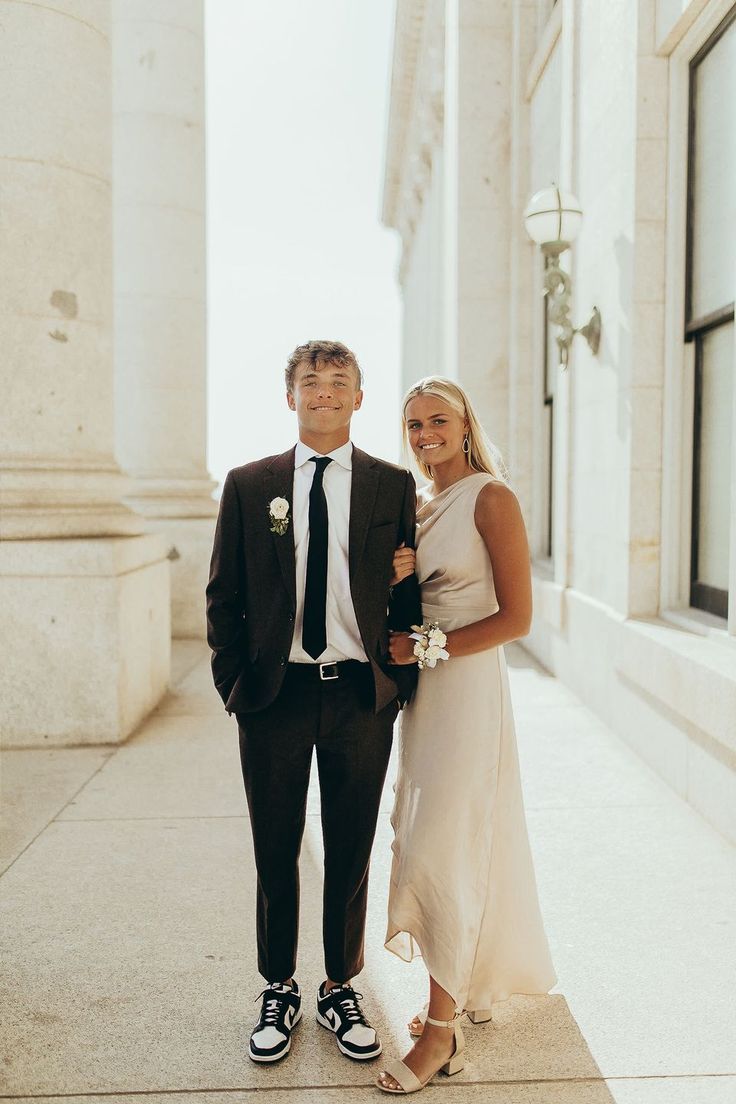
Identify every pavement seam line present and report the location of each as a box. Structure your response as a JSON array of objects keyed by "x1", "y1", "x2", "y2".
[
  {"x1": 0, "y1": 752, "x2": 113, "y2": 880},
  {"x1": 3, "y1": 1072, "x2": 736, "y2": 1098},
  {"x1": 169, "y1": 652, "x2": 211, "y2": 691},
  {"x1": 53, "y1": 815, "x2": 251, "y2": 823},
  {"x1": 52, "y1": 802, "x2": 667, "y2": 825}
]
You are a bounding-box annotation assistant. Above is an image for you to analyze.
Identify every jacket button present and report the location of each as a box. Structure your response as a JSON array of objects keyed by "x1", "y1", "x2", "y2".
[
  {"x1": 288, "y1": 612, "x2": 294, "y2": 622},
  {"x1": 280, "y1": 656, "x2": 287, "y2": 666}
]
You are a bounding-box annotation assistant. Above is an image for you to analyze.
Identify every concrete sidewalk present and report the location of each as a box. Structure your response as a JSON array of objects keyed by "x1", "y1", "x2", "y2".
[{"x1": 1, "y1": 643, "x2": 734, "y2": 1103}]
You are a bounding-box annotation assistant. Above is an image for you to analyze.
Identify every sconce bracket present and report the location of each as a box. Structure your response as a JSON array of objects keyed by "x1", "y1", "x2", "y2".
[
  {"x1": 541, "y1": 246, "x2": 602, "y2": 369},
  {"x1": 576, "y1": 306, "x2": 601, "y2": 356}
]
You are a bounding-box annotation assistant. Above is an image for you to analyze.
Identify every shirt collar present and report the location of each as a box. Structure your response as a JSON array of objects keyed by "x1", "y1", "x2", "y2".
[{"x1": 295, "y1": 440, "x2": 353, "y2": 471}]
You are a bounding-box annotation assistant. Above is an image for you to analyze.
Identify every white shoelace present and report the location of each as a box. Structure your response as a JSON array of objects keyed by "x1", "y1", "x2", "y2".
[
  {"x1": 329, "y1": 986, "x2": 367, "y2": 1025},
  {"x1": 255, "y1": 983, "x2": 293, "y2": 1028}
]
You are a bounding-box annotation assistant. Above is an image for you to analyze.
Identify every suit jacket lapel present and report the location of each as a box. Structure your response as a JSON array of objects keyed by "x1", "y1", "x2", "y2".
[
  {"x1": 264, "y1": 447, "x2": 297, "y2": 607},
  {"x1": 349, "y1": 447, "x2": 379, "y2": 581}
]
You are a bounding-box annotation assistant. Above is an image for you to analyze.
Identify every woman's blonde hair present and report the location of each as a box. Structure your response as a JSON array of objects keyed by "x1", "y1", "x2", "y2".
[{"x1": 401, "y1": 376, "x2": 508, "y2": 483}]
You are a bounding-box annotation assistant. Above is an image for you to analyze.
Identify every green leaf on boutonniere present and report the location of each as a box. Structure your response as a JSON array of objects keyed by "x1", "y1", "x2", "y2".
[{"x1": 268, "y1": 496, "x2": 290, "y2": 536}]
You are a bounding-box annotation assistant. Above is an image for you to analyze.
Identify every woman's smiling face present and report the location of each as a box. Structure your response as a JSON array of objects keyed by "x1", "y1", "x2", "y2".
[{"x1": 405, "y1": 394, "x2": 466, "y2": 466}]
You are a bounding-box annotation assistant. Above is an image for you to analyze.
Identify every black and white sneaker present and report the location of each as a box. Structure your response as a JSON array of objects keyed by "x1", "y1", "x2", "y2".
[
  {"x1": 248, "y1": 981, "x2": 302, "y2": 1063},
  {"x1": 316, "y1": 982, "x2": 382, "y2": 1060}
]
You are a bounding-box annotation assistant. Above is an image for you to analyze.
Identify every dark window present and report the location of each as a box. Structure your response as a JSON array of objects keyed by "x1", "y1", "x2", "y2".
[{"x1": 685, "y1": 7, "x2": 736, "y2": 619}]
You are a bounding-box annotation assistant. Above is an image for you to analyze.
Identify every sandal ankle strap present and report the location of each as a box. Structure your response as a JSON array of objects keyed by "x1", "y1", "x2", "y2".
[{"x1": 425, "y1": 1010, "x2": 464, "y2": 1029}]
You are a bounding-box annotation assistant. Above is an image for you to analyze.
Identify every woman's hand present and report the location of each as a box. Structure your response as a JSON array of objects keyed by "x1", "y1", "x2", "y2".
[
  {"x1": 390, "y1": 543, "x2": 416, "y2": 587},
  {"x1": 388, "y1": 630, "x2": 418, "y2": 666}
]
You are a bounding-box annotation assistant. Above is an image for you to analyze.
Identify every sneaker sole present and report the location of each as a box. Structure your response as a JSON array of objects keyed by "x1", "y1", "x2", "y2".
[
  {"x1": 315, "y1": 1008, "x2": 383, "y2": 1060},
  {"x1": 249, "y1": 1005, "x2": 303, "y2": 1063}
]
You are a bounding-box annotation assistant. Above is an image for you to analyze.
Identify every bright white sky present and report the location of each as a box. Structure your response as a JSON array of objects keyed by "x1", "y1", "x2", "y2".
[{"x1": 205, "y1": 0, "x2": 402, "y2": 488}]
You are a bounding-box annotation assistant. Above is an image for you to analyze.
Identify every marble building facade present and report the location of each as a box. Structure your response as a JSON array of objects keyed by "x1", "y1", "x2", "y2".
[
  {"x1": 383, "y1": 0, "x2": 736, "y2": 841},
  {"x1": 2, "y1": 0, "x2": 734, "y2": 855},
  {"x1": 0, "y1": 1, "x2": 216, "y2": 747}
]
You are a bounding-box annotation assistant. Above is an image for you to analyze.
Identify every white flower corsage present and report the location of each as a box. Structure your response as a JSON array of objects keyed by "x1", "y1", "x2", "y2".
[
  {"x1": 268, "y1": 496, "x2": 290, "y2": 536},
  {"x1": 409, "y1": 621, "x2": 450, "y2": 670}
]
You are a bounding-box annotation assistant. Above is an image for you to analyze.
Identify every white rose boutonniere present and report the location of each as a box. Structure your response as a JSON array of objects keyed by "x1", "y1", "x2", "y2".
[
  {"x1": 268, "y1": 496, "x2": 290, "y2": 536},
  {"x1": 409, "y1": 621, "x2": 450, "y2": 670}
]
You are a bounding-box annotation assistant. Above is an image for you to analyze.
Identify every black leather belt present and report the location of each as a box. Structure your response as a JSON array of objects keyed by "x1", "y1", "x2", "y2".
[{"x1": 287, "y1": 660, "x2": 369, "y2": 682}]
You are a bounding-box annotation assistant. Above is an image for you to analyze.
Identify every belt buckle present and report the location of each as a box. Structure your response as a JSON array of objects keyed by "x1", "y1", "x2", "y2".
[{"x1": 319, "y1": 662, "x2": 339, "y2": 681}]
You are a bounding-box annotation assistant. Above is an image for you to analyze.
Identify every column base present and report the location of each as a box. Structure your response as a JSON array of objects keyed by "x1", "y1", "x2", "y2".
[
  {"x1": 140, "y1": 515, "x2": 217, "y2": 639},
  {"x1": 0, "y1": 535, "x2": 170, "y2": 747},
  {"x1": 123, "y1": 478, "x2": 218, "y2": 639},
  {"x1": 124, "y1": 476, "x2": 218, "y2": 519},
  {"x1": 0, "y1": 464, "x2": 144, "y2": 539}
]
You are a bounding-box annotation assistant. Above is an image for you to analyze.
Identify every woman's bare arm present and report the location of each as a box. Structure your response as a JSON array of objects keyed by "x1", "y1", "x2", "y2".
[
  {"x1": 444, "y1": 481, "x2": 532, "y2": 656},
  {"x1": 389, "y1": 480, "x2": 532, "y2": 664}
]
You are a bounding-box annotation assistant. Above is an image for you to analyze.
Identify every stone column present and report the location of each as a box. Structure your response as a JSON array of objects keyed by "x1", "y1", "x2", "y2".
[
  {"x1": 443, "y1": 0, "x2": 513, "y2": 457},
  {"x1": 507, "y1": 1, "x2": 537, "y2": 519},
  {"x1": 0, "y1": 0, "x2": 170, "y2": 746},
  {"x1": 112, "y1": 0, "x2": 217, "y2": 639}
]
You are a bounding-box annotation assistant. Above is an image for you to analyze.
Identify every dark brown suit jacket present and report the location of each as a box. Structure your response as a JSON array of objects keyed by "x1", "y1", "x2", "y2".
[{"x1": 206, "y1": 445, "x2": 421, "y2": 714}]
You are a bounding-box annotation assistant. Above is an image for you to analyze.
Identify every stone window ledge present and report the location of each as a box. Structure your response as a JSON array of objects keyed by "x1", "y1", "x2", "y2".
[
  {"x1": 531, "y1": 570, "x2": 565, "y2": 630},
  {"x1": 616, "y1": 615, "x2": 736, "y2": 761}
]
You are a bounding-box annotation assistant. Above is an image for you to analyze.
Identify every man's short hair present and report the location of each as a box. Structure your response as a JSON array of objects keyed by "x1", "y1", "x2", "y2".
[{"x1": 285, "y1": 340, "x2": 363, "y2": 393}]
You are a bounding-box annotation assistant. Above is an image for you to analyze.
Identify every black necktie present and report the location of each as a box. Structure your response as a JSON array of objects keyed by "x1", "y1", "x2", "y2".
[{"x1": 302, "y1": 456, "x2": 333, "y2": 659}]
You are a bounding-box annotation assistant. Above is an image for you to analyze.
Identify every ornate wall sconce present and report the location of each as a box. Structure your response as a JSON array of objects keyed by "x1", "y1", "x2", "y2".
[{"x1": 524, "y1": 184, "x2": 601, "y2": 369}]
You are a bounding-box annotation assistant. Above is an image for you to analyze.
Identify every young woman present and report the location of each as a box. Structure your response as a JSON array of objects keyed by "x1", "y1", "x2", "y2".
[{"x1": 377, "y1": 377, "x2": 555, "y2": 1095}]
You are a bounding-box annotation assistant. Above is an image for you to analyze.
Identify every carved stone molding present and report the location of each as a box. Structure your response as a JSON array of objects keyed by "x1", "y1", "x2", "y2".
[{"x1": 382, "y1": 0, "x2": 444, "y2": 272}]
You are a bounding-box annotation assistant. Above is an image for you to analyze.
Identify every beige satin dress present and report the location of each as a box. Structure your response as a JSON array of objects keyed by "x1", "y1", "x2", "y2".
[{"x1": 385, "y1": 473, "x2": 556, "y2": 1011}]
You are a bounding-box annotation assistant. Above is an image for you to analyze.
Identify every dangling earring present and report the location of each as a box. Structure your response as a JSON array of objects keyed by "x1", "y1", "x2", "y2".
[{"x1": 462, "y1": 433, "x2": 470, "y2": 455}]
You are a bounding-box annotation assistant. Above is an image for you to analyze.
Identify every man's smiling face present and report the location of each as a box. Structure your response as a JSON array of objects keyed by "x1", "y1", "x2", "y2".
[{"x1": 287, "y1": 358, "x2": 363, "y2": 439}]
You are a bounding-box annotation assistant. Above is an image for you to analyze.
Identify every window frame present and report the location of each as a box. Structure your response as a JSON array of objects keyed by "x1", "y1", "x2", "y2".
[
  {"x1": 661, "y1": 0, "x2": 736, "y2": 641},
  {"x1": 684, "y1": 5, "x2": 736, "y2": 620}
]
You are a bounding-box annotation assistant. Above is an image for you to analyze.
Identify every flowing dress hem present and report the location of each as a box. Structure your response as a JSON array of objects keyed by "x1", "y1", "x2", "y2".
[
  {"x1": 384, "y1": 924, "x2": 462, "y2": 1009},
  {"x1": 384, "y1": 923, "x2": 557, "y2": 1011}
]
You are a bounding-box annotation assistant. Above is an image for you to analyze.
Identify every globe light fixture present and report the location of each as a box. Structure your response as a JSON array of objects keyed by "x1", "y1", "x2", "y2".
[{"x1": 523, "y1": 184, "x2": 601, "y2": 369}]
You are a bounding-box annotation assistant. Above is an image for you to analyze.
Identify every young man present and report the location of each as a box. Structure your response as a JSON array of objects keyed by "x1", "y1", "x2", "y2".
[{"x1": 206, "y1": 340, "x2": 420, "y2": 1064}]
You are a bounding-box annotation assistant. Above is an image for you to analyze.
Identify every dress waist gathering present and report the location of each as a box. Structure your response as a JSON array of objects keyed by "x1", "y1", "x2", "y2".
[{"x1": 420, "y1": 600, "x2": 499, "y2": 632}]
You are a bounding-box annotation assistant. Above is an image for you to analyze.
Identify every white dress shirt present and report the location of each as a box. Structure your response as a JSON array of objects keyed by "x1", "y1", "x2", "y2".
[{"x1": 288, "y1": 440, "x2": 368, "y2": 664}]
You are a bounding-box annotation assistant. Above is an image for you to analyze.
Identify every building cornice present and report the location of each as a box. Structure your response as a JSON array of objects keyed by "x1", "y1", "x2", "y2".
[{"x1": 382, "y1": 0, "x2": 444, "y2": 281}]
